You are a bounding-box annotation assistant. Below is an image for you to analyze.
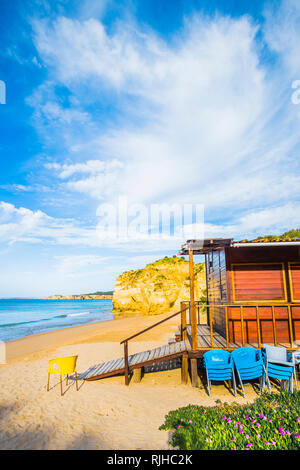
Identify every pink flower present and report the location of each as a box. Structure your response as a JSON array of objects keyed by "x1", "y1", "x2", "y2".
[
  {"x1": 251, "y1": 419, "x2": 256, "y2": 423},
  {"x1": 239, "y1": 430, "x2": 244, "y2": 434},
  {"x1": 271, "y1": 441, "x2": 276, "y2": 445},
  {"x1": 259, "y1": 413, "x2": 264, "y2": 418},
  {"x1": 227, "y1": 418, "x2": 232, "y2": 423},
  {"x1": 295, "y1": 434, "x2": 300, "y2": 438},
  {"x1": 232, "y1": 437, "x2": 236, "y2": 441},
  {"x1": 245, "y1": 434, "x2": 250, "y2": 439},
  {"x1": 256, "y1": 423, "x2": 261, "y2": 428},
  {"x1": 245, "y1": 414, "x2": 249, "y2": 419},
  {"x1": 222, "y1": 416, "x2": 226, "y2": 420},
  {"x1": 268, "y1": 418, "x2": 272, "y2": 422},
  {"x1": 296, "y1": 418, "x2": 300, "y2": 423},
  {"x1": 266, "y1": 441, "x2": 270, "y2": 445},
  {"x1": 177, "y1": 425, "x2": 181, "y2": 429},
  {"x1": 257, "y1": 434, "x2": 261, "y2": 438},
  {"x1": 247, "y1": 442, "x2": 252, "y2": 447},
  {"x1": 188, "y1": 420, "x2": 192, "y2": 424}
]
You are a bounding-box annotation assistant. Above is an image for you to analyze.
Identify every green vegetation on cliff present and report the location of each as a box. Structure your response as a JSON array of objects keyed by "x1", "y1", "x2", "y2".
[
  {"x1": 241, "y1": 229, "x2": 300, "y2": 242},
  {"x1": 112, "y1": 255, "x2": 206, "y2": 317}
]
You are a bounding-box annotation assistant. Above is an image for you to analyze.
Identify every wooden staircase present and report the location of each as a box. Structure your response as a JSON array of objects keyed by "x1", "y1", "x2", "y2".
[{"x1": 79, "y1": 340, "x2": 189, "y2": 382}]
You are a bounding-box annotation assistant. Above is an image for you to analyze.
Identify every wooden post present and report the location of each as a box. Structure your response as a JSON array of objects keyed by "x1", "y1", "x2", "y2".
[
  {"x1": 181, "y1": 353, "x2": 188, "y2": 384},
  {"x1": 189, "y1": 249, "x2": 197, "y2": 351},
  {"x1": 225, "y1": 306, "x2": 229, "y2": 348},
  {"x1": 124, "y1": 341, "x2": 129, "y2": 385},
  {"x1": 287, "y1": 304, "x2": 294, "y2": 348},
  {"x1": 256, "y1": 305, "x2": 261, "y2": 349},
  {"x1": 240, "y1": 306, "x2": 245, "y2": 346},
  {"x1": 190, "y1": 358, "x2": 199, "y2": 387},
  {"x1": 181, "y1": 302, "x2": 187, "y2": 341},
  {"x1": 272, "y1": 305, "x2": 277, "y2": 346},
  {"x1": 132, "y1": 367, "x2": 143, "y2": 383},
  {"x1": 209, "y1": 307, "x2": 214, "y2": 348}
]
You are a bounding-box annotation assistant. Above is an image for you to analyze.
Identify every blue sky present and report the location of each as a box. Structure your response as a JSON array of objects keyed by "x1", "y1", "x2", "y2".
[{"x1": 0, "y1": 0, "x2": 300, "y2": 297}]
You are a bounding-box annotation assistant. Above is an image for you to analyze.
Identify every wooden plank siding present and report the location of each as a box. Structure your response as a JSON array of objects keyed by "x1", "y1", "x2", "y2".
[
  {"x1": 289, "y1": 262, "x2": 300, "y2": 302},
  {"x1": 231, "y1": 263, "x2": 287, "y2": 302},
  {"x1": 206, "y1": 249, "x2": 228, "y2": 338}
]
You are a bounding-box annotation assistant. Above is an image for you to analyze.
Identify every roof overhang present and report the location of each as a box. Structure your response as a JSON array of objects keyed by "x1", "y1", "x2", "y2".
[
  {"x1": 179, "y1": 238, "x2": 233, "y2": 255},
  {"x1": 179, "y1": 238, "x2": 300, "y2": 255}
]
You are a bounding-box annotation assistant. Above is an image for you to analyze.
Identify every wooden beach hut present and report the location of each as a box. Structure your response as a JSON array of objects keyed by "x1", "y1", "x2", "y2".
[
  {"x1": 178, "y1": 238, "x2": 300, "y2": 385},
  {"x1": 81, "y1": 237, "x2": 300, "y2": 386}
]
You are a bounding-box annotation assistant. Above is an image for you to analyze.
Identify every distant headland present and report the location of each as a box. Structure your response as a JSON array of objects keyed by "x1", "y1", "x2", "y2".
[{"x1": 45, "y1": 291, "x2": 113, "y2": 300}]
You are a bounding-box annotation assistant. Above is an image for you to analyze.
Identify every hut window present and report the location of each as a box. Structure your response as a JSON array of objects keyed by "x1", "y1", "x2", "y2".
[
  {"x1": 232, "y1": 263, "x2": 287, "y2": 302},
  {"x1": 289, "y1": 262, "x2": 300, "y2": 302}
]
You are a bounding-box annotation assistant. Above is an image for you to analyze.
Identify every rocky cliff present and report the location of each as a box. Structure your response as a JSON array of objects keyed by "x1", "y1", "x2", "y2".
[
  {"x1": 46, "y1": 294, "x2": 113, "y2": 300},
  {"x1": 112, "y1": 256, "x2": 206, "y2": 317}
]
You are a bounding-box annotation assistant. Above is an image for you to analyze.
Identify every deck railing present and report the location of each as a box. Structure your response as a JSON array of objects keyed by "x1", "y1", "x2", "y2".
[
  {"x1": 120, "y1": 306, "x2": 189, "y2": 385},
  {"x1": 181, "y1": 301, "x2": 300, "y2": 351}
]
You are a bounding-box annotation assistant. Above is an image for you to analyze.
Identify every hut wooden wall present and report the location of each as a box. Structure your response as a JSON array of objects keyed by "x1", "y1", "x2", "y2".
[{"x1": 225, "y1": 246, "x2": 300, "y2": 344}]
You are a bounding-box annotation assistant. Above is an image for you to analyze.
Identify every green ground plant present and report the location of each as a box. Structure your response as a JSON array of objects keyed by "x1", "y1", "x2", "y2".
[{"x1": 159, "y1": 391, "x2": 300, "y2": 450}]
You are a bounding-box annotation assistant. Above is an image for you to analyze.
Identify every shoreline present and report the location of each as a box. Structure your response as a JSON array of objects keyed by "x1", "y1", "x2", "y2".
[
  {"x1": 0, "y1": 308, "x2": 259, "y2": 450},
  {"x1": 3, "y1": 311, "x2": 181, "y2": 363}
]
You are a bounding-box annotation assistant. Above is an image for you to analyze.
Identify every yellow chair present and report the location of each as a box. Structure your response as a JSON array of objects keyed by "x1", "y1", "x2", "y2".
[{"x1": 47, "y1": 355, "x2": 79, "y2": 395}]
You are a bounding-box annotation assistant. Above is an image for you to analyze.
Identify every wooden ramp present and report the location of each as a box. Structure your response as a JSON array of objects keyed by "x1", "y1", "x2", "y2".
[{"x1": 79, "y1": 340, "x2": 189, "y2": 381}]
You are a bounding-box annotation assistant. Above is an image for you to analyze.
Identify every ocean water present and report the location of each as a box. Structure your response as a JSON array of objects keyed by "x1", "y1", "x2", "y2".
[{"x1": 0, "y1": 299, "x2": 113, "y2": 342}]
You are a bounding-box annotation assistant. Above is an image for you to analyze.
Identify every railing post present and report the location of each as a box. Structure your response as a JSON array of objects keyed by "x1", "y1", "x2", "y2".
[
  {"x1": 209, "y1": 307, "x2": 214, "y2": 348},
  {"x1": 255, "y1": 305, "x2": 261, "y2": 349},
  {"x1": 225, "y1": 306, "x2": 229, "y2": 348},
  {"x1": 271, "y1": 305, "x2": 277, "y2": 346},
  {"x1": 124, "y1": 340, "x2": 129, "y2": 385},
  {"x1": 288, "y1": 304, "x2": 294, "y2": 348},
  {"x1": 240, "y1": 306, "x2": 245, "y2": 346},
  {"x1": 181, "y1": 302, "x2": 187, "y2": 341},
  {"x1": 189, "y1": 249, "x2": 197, "y2": 351}
]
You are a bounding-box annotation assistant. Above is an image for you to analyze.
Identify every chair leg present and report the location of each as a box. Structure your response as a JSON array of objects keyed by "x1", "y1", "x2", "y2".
[
  {"x1": 47, "y1": 373, "x2": 50, "y2": 391},
  {"x1": 206, "y1": 371, "x2": 211, "y2": 396},
  {"x1": 60, "y1": 375, "x2": 63, "y2": 396},
  {"x1": 293, "y1": 368, "x2": 298, "y2": 392},
  {"x1": 75, "y1": 371, "x2": 79, "y2": 391},
  {"x1": 66, "y1": 374, "x2": 68, "y2": 386},
  {"x1": 237, "y1": 371, "x2": 245, "y2": 397},
  {"x1": 232, "y1": 372, "x2": 237, "y2": 397}
]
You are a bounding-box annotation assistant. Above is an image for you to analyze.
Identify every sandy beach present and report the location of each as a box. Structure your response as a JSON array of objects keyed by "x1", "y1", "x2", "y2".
[{"x1": 0, "y1": 313, "x2": 259, "y2": 450}]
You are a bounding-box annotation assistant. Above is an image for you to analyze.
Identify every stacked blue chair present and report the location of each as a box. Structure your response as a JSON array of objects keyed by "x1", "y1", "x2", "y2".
[
  {"x1": 262, "y1": 345, "x2": 298, "y2": 393},
  {"x1": 203, "y1": 350, "x2": 236, "y2": 397},
  {"x1": 231, "y1": 347, "x2": 268, "y2": 397}
]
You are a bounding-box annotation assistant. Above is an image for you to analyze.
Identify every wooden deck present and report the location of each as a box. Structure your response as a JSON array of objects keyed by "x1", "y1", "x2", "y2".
[
  {"x1": 79, "y1": 340, "x2": 189, "y2": 381},
  {"x1": 186, "y1": 324, "x2": 295, "y2": 350}
]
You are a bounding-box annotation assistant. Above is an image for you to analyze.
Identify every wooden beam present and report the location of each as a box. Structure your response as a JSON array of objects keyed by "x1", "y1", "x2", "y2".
[
  {"x1": 189, "y1": 249, "x2": 197, "y2": 350},
  {"x1": 181, "y1": 354, "x2": 189, "y2": 384},
  {"x1": 190, "y1": 358, "x2": 199, "y2": 387},
  {"x1": 124, "y1": 341, "x2": 129, "y2": 385},
  {"x1": 132, "y1": 367, "x2": 143, "y2": 383},
  {"x1": 181, "y1": 302, "x2": 187, "y2": 341}
]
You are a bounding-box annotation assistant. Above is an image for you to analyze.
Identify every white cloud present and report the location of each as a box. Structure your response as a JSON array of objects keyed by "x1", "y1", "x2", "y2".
[
  {"x1": 45, "y1": 159, "x2": 124, "y2": 199},
  {"x1": 28, "y1": 10, "x2": 300, "y2": 218}
]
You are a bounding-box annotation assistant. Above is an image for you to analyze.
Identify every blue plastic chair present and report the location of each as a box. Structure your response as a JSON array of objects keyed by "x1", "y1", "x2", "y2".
[
  {"x1": 262, "y1": 345, "x2": 298, "y2": 393},
  {"x1": 231, "y1": 347, "x2": 268, "y2": 397},
  {"x1": 203, "y1": 350, "x2": 236, "y2": 396}
]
